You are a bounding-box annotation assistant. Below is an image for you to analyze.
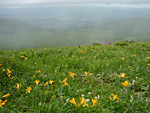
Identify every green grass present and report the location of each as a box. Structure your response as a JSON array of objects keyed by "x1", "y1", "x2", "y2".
[{"x1": 0, "y1": 41, "x2": 150, "y2": 112}]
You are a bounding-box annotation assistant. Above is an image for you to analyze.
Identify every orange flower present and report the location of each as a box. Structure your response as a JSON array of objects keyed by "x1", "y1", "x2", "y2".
[
  {"x1": 122, "y1": 57, "x2": 125, "y2": 60},
  {"x1": 34, "y1": 80, "x2": 40, "y2": 85},
  {"x1": 7, "y1": 68, "x2": 12, "y2": 75},
  {"x1": 109, "y1": 94, "x2": 119, "y2": 101},
  {"x1": 0, "y1": 99, "x2": 7, "y2": 107},
  {"x1": 64, "y1": 82, "x2": 68, "y2": 86},
  {"x1": 43, "y1": 82, "x2": 48, "y2": 86},
  {"x1": 15, "y1": 83, "x2": 21, "y2": 91},
  {"x1": 69, "y1": 72, "x2": 75, "y2": 79},
  {"x1": 36, "y1": 70, "x2": 41, "y2": 73},
  {"x1": 122, "y1": 80, "x2": 130, "y2": 87},
  {"x1": 118, "y1": 73, "x2": 128, "y2": 78},
  {"x1": 62, "y1": 78, "x2": 67, "y2": 83},
  {"x1": 8, "y1": 74, "x2": 11, "y2": 78},
  {"x1": 2, "y1": 93, "x2": 10, "y2": 98},
  {"x1": 80, "y1": 97, "x2": 86, "y2": 105},
  {"x1": 49, "y1": 80, "x2": 54, "y2": 84},
  {"x1": 70, "y1": 98, "x2": 79, "y2": 107},
  {"x1": 38, "y1": 70, "x2": 41, "y2": 73},
  {"x1": 91, "y1": 99, "x2": 98, "y2": 107},
  {"x1": 26, "y1": 85, "x2": 32, "y2": 93},
  {"x1": 79, "y1": 50, "x2": 85, "y2": 54}
]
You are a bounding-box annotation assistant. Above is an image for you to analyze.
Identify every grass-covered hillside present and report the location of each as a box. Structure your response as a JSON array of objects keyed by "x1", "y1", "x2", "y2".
[
  {"x1": 1, "y1": 17, "x2": 150, "y2": 50},
  {"x1": 0, "y1": 41, "x2": 150, "y2": 112}
]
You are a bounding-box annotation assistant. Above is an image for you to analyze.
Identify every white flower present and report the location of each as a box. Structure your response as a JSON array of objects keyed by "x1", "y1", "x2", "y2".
[
  {"x1": 95, "y1": 97, "x2": 98, "y2": 99},
  {"x1": 88, "y1": 92, "x2": 92, "y2": 94},
  {"x1": 132, "y1": 80, "x2": 135, "y2": 85},
  {"x1": 81, "y1": 94, "x2": 85, "y2": 97},
  {"x1": 86, "y1": 99, "x2": 90, "y2": 102},
  {"x1": 39, "y1": 102, "x2": 41, "y2": 106},
  {"x1": 66, "y1": 98, "x2": 70, "y2": 103},
  {"x1": 98, "y1": 95, "x2": 100, "y2": 99}
]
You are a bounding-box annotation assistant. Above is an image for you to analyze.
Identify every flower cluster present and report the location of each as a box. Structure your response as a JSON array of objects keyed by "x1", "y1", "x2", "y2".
[
  {"x1": 0, "y1": 93, "x2": 10, "y2": 107},
  {"x1": 69, "y1": 97, "x2": 97, "y2": 108},
  {"x1": 7, "y1": 68, "x2": 14, "y2": 79},
  {"x1": 79, "y1": 50, "x2": 85, "y2": 54}
]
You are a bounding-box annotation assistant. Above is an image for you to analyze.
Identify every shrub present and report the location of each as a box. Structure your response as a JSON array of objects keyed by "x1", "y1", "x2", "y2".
[
  {"x1": 115, "y1": 42, "x2": 128, "y2": 46},
  {"x1": 92, "y1": 43, "x2": 102, "y2": 46}
]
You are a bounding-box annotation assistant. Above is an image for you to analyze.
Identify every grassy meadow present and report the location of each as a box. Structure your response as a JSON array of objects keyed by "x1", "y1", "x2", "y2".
[{"x1": 0, "y1": 41, "x2": 150, "y2": 112}]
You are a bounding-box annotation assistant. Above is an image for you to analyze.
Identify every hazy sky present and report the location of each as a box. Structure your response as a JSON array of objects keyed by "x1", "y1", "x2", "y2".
[{"x1": 0, "y1": 0, "x2": 150, "y2": 8}]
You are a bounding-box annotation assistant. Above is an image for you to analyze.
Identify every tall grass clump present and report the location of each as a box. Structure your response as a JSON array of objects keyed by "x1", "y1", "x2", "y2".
[{"x1": 0, "y1": 41, "x2": 150, "y2": 112}]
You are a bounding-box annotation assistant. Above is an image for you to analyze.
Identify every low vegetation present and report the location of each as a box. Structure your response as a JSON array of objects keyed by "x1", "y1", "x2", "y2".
[{"x1": 0, "y1": 41, "x2": 150, "y2": 112}]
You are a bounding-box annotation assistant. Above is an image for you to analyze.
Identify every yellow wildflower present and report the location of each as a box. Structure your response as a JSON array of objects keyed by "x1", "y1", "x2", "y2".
[
  {"x1": 147, "y1": 57, "x2": 149, "y2": 60},
  {"x1": 79, "y1": 50, "x2": 85, "y2": 54},
  {"x1": 69, "y1": 72, "x2": 75, "y2": 79},
  {"x1": 62, "y1": 78, "x2": 67, "y2": 83},
  {"x1": 89, "y1": 73, "x2": 93, "y2": 75},
  {"x1": 2, "y1": 93, "x2": 10, "y2": 98},
  {"x1": 85, "y1": 71, "x2": 88, "y2": 76},
  {"x1": 43, "y1": 82, "x2": 48, "y2": 86},
  {"x1": 49, "y1": 80, "x2": 54, "y2": 84},
  {"x1": 8, "y1": 74, "x2": 11, "y2": 78},
  {"x1": 82, "y1": 102, "x2": 89, "y2": 107},
  {"x1": 26, "y1": 85, "x2": 32, "y2": 93},
  {"x1": 24, "y1": 57, "x2": 28, "y2": 59},
  {"x1": 7, "y1": 68, "x2": 12, "y2": 75},
  {"x1": 109, "y1": 94, "x2": 119, "y2": 101},
  {"x1": 131, "y1": 55, "x2": 136, "y2": 57},
  {"x1": 2, "y1": 69, "x2": 5, "y2": 71},
  {"x1": 0, "y1": 99, "x2": 7, "y2": 107},
  {"x1": 118, "y1": 73, "x2": 128, "y2": 78},
  {"x1": 34, "y1": 80, "x2": 40, "y2": 85},
  {"x1": 15, "y1": 83, "x2": 21, "y2": 91},
  {"x1": 70, "y1": 98, "x2": 79, "y2": 107},
  {"x1": 10, "y1": 77, "x2": 14, "y2": 79},
  {"x1": 38, "y1": 70, "x2": 41, "y2": 73},
  {"x1": 91, "y1": 99, "x2": 98, "y2": 107},
  {"x1": 64, "y1": 82, "x2": 68, "y2": 86},
  {"x1": 85, "y1": 71, "x2": 93, "y2": 76},
  {"x1": 33, "y1": 75, "x2": 36, "y2": 78},
  {"x1": 80, "y1": 97, "x2": 86, "y2": 105},
  {"x1": 148, "y1": 63, "x2": 150, "y2": 66},
  {"x1": 122, "y1": 80, "x2": 130, "y2": 87},
  {"x1": 122, "y1": 57, "x2": 125, "y2": 60}
]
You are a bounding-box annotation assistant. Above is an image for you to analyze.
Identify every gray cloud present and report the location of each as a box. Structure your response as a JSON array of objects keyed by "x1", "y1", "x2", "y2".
[{"x1": 0, "y1": 0, "x2": 150, "y2": 7}]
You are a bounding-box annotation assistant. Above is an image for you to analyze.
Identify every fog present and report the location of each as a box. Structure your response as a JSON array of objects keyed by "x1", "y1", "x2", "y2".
[{"x1": 0, "y1": 4, "x2": 150, "y2": 50}]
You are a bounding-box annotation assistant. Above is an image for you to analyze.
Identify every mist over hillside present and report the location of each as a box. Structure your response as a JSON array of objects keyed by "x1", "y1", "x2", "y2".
[
  {"x1": 1, "y1": 5, "x2": 150, "y2": 29},
  {"x1": 0, "y1": 5, "x2": 150, "y2": 50}
]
